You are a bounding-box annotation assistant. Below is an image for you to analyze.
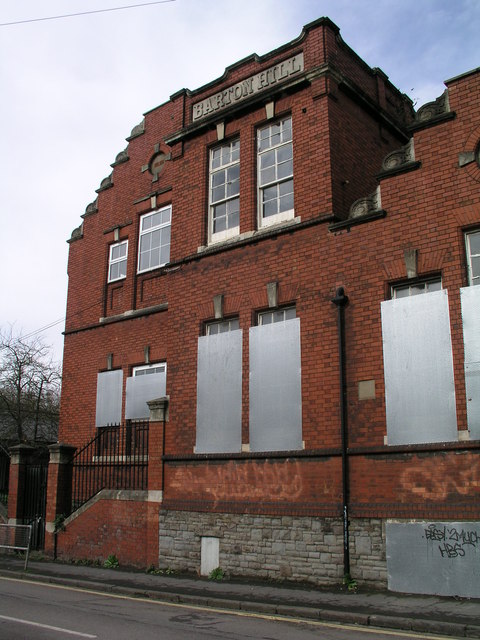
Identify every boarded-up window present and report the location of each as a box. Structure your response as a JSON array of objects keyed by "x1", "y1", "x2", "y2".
[
  {"x1": 381, "y1": 290, "x2": 457, "y2": 445},
  {"x1": 386, "y1": 521, "x2": 480, "y2": 598},
  {"x1": 461, "y1": 286, "x2": 480, "y2": 438},
  {"x1": 196, "y1": 329, "x2": 242, "y2": 453},
  {"x1": 125, "y1": 364, "x2": 166, "y2": 420},
  {"x1": 95, "y1": 370, "x2": 123, "y2": 427},
  {"x1": 249, "y1": 318, "x2": 302, "y2": 452}
]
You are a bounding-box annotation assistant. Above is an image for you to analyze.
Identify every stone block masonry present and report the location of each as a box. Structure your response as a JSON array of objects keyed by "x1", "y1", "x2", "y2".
[{"x1": 158, "y1": 511, "x2": 386, "y2": 587}]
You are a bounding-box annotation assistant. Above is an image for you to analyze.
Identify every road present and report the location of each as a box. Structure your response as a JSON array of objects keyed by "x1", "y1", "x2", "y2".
[{"x1": 0, "y1": 576, "x2": 454, "y2": 640}]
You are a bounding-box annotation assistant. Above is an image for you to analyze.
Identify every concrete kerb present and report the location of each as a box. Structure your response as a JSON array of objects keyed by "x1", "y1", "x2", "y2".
[{"x1": 0, "y1": 565, "x2": 479, "y2": 639}]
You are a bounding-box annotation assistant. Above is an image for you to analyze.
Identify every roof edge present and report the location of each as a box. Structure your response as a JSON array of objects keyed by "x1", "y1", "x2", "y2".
[{"x1": 445, "y1": 66, "x2": 480, "y2": 86}]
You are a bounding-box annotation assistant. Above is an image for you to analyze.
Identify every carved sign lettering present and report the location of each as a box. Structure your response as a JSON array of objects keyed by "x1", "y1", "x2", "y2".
[{"x1": 192, "y1": 54, "x2": 304, "y2": 122}]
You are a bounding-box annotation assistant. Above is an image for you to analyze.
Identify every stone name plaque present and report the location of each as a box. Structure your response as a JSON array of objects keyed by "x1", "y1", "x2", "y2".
[{"x1": 192, "y1": 53, "x2": 304, "y2": 122}]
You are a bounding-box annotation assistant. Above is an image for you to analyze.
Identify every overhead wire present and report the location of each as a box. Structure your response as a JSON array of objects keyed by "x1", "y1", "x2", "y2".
[
  {"x1": 19, "y1": 293, "x2": 107, "y2": 341},
  {"x1": 20, "y1": 318, "x2": 66, "y2": 340},
  {"x1": 13, "y1": 285, "x2": 107, "y2": 342},
  {"x1": 0, "y1": 0, "x2": 176, "y2": 27},
  {"x1": 2, "y1": 0, "x2": 176, "y2": 341}
]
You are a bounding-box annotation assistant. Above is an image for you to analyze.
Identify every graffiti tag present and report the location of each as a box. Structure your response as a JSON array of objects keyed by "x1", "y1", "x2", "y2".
[{"x1": 423, "y1": 524, "x2": 480, "y2": 559}]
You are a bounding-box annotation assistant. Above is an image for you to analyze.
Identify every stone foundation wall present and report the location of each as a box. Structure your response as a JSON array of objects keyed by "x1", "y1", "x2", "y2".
[
  {"x1": 158, "y1": 510, "x2": 387, "y2": 587},
  {"x1": 350, "y1": 518, "x2": 387, "y2": 585}
]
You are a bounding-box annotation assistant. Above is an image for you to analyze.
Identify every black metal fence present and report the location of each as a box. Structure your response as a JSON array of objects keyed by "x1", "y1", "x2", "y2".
[
  {"x1": 71, "y1": 421, "x2": 149, "y2": 514},
  {"x1": 0, "y1": 451, "x2": 9, "y2": 507},
  {"x1": 22, "y1": 460, "x2": 48, "y2": 549}
]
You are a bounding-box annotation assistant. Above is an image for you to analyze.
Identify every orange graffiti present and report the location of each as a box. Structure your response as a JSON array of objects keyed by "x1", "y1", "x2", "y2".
[{"x1": 401, "y1": 462, "x2": 480, "y2": 501}]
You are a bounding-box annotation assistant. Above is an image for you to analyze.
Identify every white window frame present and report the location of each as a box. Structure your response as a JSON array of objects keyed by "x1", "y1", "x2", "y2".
[
  {"x1": 257, "y1": 116, "x2": 294, "y2": 229},
  {"x1": 137, "y1": 205, "x2": 171, "y2": 273},
  {"x1": 205, "y1": 318, "x2": 240, "y2": 335},
  {"x1": 125, "y1": 363, "x2": 167, "y2": 421},
  {"x1": 209, "y1": 140, "x2": 240, "y2": 244},
  {"x1": 133, "y1": 363, "x2": 167, "y2": 376},
  {"x1": 258, "y1": 306, "x2": 296, "y2": 325},
  {"x1": 465, "y1": 229, "x2": 480, "y2": 286},
  {"x1": 108, "y1": 240, "x2": 128, "y2": 283},
  {"x1": 391, "y1": 278, "x2": 442, "y2": 299}
]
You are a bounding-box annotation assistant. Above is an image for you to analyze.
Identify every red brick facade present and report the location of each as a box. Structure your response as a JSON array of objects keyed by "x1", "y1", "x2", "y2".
[{"x1": 52, "y1": 18, "x2": 480, "y2": 592}]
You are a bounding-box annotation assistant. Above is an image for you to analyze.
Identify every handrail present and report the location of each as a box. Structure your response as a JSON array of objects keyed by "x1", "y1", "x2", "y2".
[{"x1": 70, "y1": 421, "x2": 149, "y2": 515}]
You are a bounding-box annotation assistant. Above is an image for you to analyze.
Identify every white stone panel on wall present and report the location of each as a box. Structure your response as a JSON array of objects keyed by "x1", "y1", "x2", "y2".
[{"x1": 200, "y1": 536, "x2": 220, "y2": 576}]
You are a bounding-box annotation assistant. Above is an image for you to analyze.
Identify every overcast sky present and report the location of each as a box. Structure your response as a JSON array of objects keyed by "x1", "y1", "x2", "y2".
[{"x1": 1, "y1": 0, "x2": 479, "y2": 364}]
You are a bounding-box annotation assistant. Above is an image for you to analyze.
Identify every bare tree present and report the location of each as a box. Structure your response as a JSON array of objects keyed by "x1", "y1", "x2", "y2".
[{"x1": 0, "y1": 327, "x2": 60, "y2": 443}]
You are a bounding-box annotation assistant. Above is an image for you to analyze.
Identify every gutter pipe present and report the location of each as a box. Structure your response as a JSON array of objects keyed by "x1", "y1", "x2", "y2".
[{"x1": 331, "y1": 286, "x2": 350, "y2": 577}]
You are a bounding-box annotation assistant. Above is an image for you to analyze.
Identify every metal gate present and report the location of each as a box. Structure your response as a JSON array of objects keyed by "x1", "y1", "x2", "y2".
[
  {"x1": 22, "y1": 457, "x2": 48, "y2": 550},
  {"x1": 0, "y1": 450, "x2": 9, "y2": 508}
]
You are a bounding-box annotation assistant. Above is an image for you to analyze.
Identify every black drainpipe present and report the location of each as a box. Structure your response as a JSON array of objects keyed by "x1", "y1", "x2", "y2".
[{"x1": 331, "y1": 286, "x2": 350, "y2": 577}]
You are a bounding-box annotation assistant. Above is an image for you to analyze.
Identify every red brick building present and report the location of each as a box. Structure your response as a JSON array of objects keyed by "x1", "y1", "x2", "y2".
[{"x1": 49, "y1": 18, "x2": 480, "y2": 595}]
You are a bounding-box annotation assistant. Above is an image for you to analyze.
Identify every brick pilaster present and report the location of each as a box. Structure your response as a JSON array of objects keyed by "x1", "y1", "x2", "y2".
[
  {"x1": 7, "y1": 445, "x2": 34, "y2": 524},
  {"x1": 44, "y1": 443, "x2": 76, "y2": 557},
  {"x1": 145, "y1": 396, "x2": 169, "y2": 567}
]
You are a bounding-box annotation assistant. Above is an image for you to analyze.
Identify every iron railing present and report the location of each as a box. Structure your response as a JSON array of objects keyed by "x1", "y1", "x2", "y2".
[
  {"x1": 0, "y1": 451, "x2": 9, "y2": 507},
  {"x1": 0, "y1": 523, "x2": 33, "y2": 569},
  {"x1": 22, "y1": 461, "x2": 48, "y2": 550},
  {"x1": 70, "y1": 421, "x2": 149, "y2": 514}
]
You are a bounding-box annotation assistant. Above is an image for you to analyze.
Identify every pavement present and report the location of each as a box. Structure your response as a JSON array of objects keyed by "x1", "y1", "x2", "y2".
[{"x1": 0, "y1": 555, "x2": 479, "y2": 638}]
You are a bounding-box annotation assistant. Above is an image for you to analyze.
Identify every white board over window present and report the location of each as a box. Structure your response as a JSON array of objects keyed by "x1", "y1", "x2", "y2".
[
  {"x1": 196, "y1": 330, "x2": 242, "y2": 453},
  {"x1": 387, "y1": 521, "x2": 480, "y2": 598},
  {"x1": 460, "y1": 286, "x2": 480, "y2": 438},
  {"x1": 125, "y1": 371, "x2": 166, "y2": 419},
  {"x1": 95, "y1": 370, "x2": 123, "y2": 427},
  {"x1": 249, "y1": 318, "x2": 302, "y2": 452},
  {"x1": 381, "y1": 290, "x2": 457, "y2": 445}
]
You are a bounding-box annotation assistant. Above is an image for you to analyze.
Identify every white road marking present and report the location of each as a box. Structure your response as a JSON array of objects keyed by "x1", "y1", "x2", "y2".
[
  {"x1": 0, "y1": 613, "x2": 97, "y2": 637},
  {"x1": 0, "y1": 576, "x2": 456, "y2": 640}
]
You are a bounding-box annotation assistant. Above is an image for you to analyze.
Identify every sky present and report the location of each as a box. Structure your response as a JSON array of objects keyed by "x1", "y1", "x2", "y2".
[{"x1": 1, "y1": 0, "x2": 479, "y2": 365}]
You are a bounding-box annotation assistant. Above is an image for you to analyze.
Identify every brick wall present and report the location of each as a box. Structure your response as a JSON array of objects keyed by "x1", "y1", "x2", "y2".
[
  {"x1": 60, "y1": 17, "x2": 411, "y2": 453},
  {"x1": 55, "y1": 491, "x2": 156, "y2": 568},
  {"x1": 56, "y1": 17, "x2": 480, "y2": 587},
  {"x1": 163, "y1": 457, "x2": 342, "y2": 516}
]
